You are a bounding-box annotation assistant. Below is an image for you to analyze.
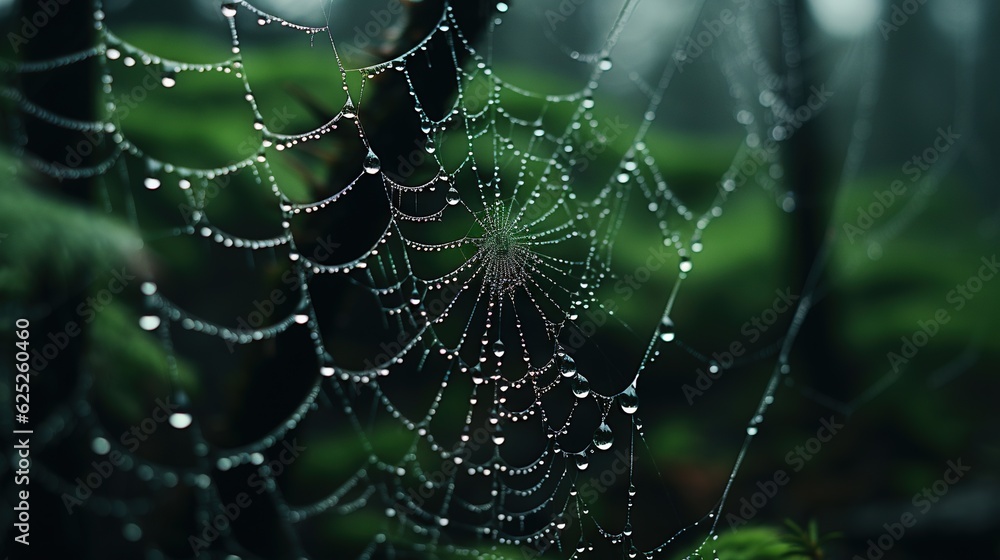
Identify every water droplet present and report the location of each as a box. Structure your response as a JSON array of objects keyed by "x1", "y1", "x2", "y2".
[
  {"x1": 559, "y1": 354, "x2": 577, "y2": 377},
  {"x1": 628, "y1": 545, "x2": 638, "y2": 558},
  {"x1": 619, "y1": 384, "x2": 638, "y2": 414},
  {"x1": 161, "y1": 72, "x2": 176, "y2": 88},
  {"x1": 221, "y1": 3, "x2": 237, "y2": 18},
  {"x1": 425, "y1": 137, "x2": 436, "y2": 154},
  {"x1": 294, "y1": 314, "x2": 309, "y2": 324},
  {"x1": 575, "y1": 454, "x2": 589, "y2": 470},
  {"x1": 659, "y1": 316, "x2": 675, "y2": 342},
  {"x1": 144, "y1": 177, "x2": 160, "y2": 190},
  {"x1": 571, "y1": 374, "x2": 590, "y2": 399},
  {"x1": 91, "y1": 437, "x2": 110, "y2": 455},
  {"x1": 139, "y1": 315, "x2": 160, "y2": 330},
  {"x1": 106, "y1": 47, "x2": 120, "y2": 60},
  {"x1": 747, "y1": 426, "x2": 758, "y2": 436},
  {"x1": 593, "y1": 422, "x2": 613, "y2": 451},
  {"x1": 363, "y1": 150, "x2": 381, "y2": 174},
  {"x1": 623, "y1": 522, "x2": 633, "y2": 536},
  {"x1": 169, "y1": 412, "x2": 193, "y2": 429},
  {"x1": 492, "y1": 426, "x2": 505, "y2": 445},
  {"x1": 445, "y1": 187, "x2": 461, "y2": 206},
  {"x1": 679, "y1": 256, "x2": 692, "y2": 273},
  {"x1": 492, "y1": 340, "x2": 505, "y2": 358},
  {"x1": 496, "y1": 2, "x2": 508, "y2": 13},
  {"x1": 409, "y1": 288, "x2": 421, "y2": 306},
  {"x1": 628, "y1": 484, "x2": 636, "y2": 497},
  {"x1": 598, "y1": 56, "x2": 613, "y2": 71}
]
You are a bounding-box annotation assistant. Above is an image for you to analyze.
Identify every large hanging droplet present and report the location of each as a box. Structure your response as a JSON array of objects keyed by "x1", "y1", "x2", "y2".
[
  {"x1": 659, "y1": 316, "x2": 675, "y2": 342},
  {"x1": 559, "y1": 354, "x2": 577, "y2": 377},
  {"x1": 593, "y1": 422, "x2": 613, "y2": 451},
  {"x1": 161, "y1": 72, "x2": 176, "y2": 88},
  {"x1": 598, "y1": 56, "x2": 613, "y2": 71},
  {"x1": 221, "y1": 3, "x2": 237, "y2": 18},
  {"x1": 619, "y1": 384, "x2": 638, "y2": 414},
  {"x1": 623, "y1": 522, "x2": 633, "y2": 536},
  {"x1": 575, "y1": 454, "x2": 589, "y2": 470},
  {"x1": 492, "y1": 340, "x2": 505, "y2": 358},
  {"x1": 342, "y1": 99, "x2": 356, "y2": 119},
  {"x1": 168, "y1": 391, "x2": 193, "y2": 431},
  {"x1": 571, "y1": 374, "x2": 590, "y2": 399},
  {"x1": 492, "y1": 425, "x2": 505, "y2": 445},
  {"x1": 91, "y1": 437, "x2": 110, "y2": 455},
  {"x1": 363, "y1": 150, "x2": 381, "y2": 174},
  {"x1": 445, "y1": 186, "x2": 461, "y2": 206}
]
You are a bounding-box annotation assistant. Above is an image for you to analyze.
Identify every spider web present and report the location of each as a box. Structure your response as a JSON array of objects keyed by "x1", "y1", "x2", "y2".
[{"x1": 0, "y1": 0, "x2": 980, "y2": 558}]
